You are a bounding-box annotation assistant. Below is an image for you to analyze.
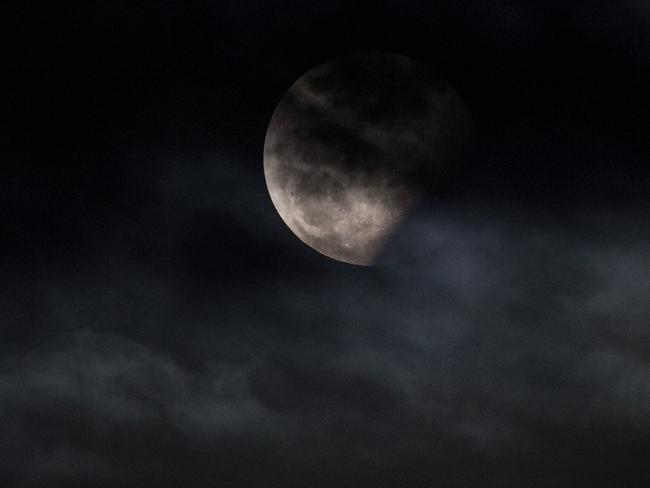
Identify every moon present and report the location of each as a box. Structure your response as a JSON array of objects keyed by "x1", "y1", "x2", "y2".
[{"x1": 264, "y1": 52, "x2": 472, "y2": 265}]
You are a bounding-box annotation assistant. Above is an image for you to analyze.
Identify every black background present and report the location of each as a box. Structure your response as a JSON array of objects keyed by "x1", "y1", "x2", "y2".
[{"x1": 3, "y1": 1, "x2": 650, "y2": 487}]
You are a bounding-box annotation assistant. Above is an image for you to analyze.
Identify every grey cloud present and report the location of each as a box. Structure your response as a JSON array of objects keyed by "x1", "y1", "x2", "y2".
[{"x1": 2, "y1": 149, "x2": 649, "y2": 487}]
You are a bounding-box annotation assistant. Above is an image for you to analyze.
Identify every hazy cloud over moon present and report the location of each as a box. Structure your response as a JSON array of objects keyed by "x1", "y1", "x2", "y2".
[
  {"x1": 264, "y1": 52, "x2": 473, "y2": 265},
  {"x1": 2, "y1": 159, "x2": 649, "y2": 486}
]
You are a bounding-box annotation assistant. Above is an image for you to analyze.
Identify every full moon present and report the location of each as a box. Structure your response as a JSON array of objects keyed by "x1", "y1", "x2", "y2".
[{"x1": 264, "y1": 52, "x2": 472, "y2": 265}]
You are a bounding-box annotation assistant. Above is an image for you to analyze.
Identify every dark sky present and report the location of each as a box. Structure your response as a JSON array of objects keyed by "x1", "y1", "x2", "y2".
[{"x1": 3, "y1": 1, "x2": 650, "y2": 487}]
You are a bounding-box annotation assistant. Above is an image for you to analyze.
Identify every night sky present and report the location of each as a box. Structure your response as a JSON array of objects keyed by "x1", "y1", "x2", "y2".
[{"x1": 3, "y1": 1, "x2": 650, "y2": 487}]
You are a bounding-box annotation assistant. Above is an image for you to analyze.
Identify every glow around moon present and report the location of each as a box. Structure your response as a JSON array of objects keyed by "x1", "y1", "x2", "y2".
[{"x1": 264, "y1": 52, "x2": 472, "y2": 265}]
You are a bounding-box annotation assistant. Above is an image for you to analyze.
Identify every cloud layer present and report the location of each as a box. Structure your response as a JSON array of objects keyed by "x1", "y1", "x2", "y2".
[{"x1": 2, "y1": 150, "x2": 649, "y2": 487}]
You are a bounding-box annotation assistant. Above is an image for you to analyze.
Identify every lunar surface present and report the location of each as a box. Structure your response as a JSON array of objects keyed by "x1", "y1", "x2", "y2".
[{"x1": 264, "y1": 52, "x2": 472, "y2": 265}]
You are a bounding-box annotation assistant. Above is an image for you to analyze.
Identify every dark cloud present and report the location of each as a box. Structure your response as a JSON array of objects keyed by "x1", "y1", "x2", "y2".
[{"x1": 2, "y1": 149, "x2": 649, "y2": 485}]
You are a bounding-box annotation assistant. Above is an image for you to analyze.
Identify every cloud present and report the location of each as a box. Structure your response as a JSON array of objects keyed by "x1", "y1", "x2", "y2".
[
  {"x1": 0, "y1": 131, "x2": 648, "y2": 485},
  {"x1": 2, "y1": 175, "x2": 649, "y2": 486}
]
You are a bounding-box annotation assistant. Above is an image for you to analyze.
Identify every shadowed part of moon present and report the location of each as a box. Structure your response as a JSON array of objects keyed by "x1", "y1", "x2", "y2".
[{"x1": 264, "y1": 52, "x2": 472, "y2": 265}]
